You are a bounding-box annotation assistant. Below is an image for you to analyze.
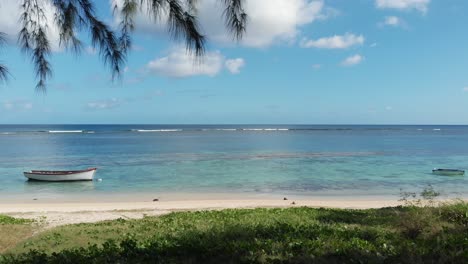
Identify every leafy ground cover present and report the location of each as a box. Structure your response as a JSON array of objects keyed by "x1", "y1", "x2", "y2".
[
  {"x1": 1, "y1": 201, "x2": 467, "y2": 263},
  {"x1": 0, "y1": 215, "x2": 35, "y2": 253}
]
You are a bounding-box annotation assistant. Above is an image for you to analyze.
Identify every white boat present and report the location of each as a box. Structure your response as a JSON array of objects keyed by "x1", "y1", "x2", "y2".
[
  {"x1": 24, "y1": 168, "x2": 97, "y2": 181},
  {"x1": 432, "y1": 168, "x2": 465, "y2": 176}
]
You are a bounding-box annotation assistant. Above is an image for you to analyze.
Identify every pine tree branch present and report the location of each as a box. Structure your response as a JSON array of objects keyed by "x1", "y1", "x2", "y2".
[
  {"x1": 12, "y1": 0, "x2": 247, "y2": 91},
  {"x1": 116, "y1": 0, "x2": 138, "y2": 55},
  {"x1": 53, "y1": 0, "x2": 83, "y2": 54},
  {"x1": 221, "y1": 0, "x2": 247, "y2": 40},
  {"x1": 19, "y1": 0, "x2": 52, "y2": 92},
  {"x1": 80, "y1": 0, "x2": 125, "y2": 80},
  {"x1": 0, "y1": 32, "x2": 9, "y2": 83},
  {"x1": 166, "y1": 0, "x2": 205, "y2": 56}
]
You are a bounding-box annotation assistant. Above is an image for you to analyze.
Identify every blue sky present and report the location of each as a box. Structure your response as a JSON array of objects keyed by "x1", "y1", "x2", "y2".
[{"x1": 1, "y1": 0, "x2": 468, "y2": 124}]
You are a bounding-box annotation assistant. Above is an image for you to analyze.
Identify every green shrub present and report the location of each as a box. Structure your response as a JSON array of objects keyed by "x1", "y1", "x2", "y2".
[
  {"x1": 2, "y1": 205, "x2": 468, "y2": 263},
  {"x1": 0, "y1": 215, "x2": 31, "y2": 225}
]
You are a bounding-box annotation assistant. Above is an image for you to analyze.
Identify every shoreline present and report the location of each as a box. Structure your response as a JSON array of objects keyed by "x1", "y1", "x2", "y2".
[
  {"x1": 2, "y1": 190, "x2": 465, "y2": 212},
  {"x1": 1, "y1": 197, "x2": 466, "y2": 228},
  {"x1": 0, "y1": 198, "x2": 405, "y2": 213},
  {"x1": 0, "y1": 198, "x2": 404, "y2": 228},
  {"x1": 0, "y1": 189, "x2": 414, "y2": 203}
]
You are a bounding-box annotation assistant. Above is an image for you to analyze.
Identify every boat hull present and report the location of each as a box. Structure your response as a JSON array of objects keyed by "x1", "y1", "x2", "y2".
[
  {"x1": 432, "y1": 169, "x2": 465, "y2": 176},
  {"x1": 24, "y1": 169, "x2": 96, "y2": 182}
]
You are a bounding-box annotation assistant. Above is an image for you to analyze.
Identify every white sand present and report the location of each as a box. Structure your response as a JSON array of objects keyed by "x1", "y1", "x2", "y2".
[{"x1": 0, "y1": 199, "x2": 404, "y2": 228}]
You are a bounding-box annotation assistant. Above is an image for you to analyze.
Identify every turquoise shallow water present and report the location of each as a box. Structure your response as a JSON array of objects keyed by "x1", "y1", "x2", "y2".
[{"x1": 1, "y1": 125, "x2": 468, "y2": 199}]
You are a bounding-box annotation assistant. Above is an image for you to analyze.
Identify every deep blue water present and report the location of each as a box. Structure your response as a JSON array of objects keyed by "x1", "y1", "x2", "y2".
[{"x1": 1, "y1": 125, "x2": 468, "y2": 198}]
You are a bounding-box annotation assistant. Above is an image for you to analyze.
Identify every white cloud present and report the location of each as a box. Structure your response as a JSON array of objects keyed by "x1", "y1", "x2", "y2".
[
  {"x1": 3, "y1": 103, "x2": 13, "y2": 110},
  {"x1": 85, "y1": 46, "x2": 97, "y2": 55},
  {"x1": 125, "y1": 77, "x2": 144, "y2": 85},
  {"x1": 385, "y1": 106, "x2": 393, "y2": 111},
  {"x1": 54, "y1": 82, "x2": 72, "y2": 90},
  {"x1": 112, "y1": 0, "x2": 333, "y2": 48},
  {"x1": 200, "y1": 0, "x2": 331, "y2": 47},
  {"x1": 146, "y1": 48, "x2": 245, "y2": 78},
  {"x1": 146, "y1": 48, "x2": 225, "y2": 78},
  {"x1": 379, "y1": 16, "x2": 407, "y2": 28},
  {"x1": 370, "y1": 42, "x2": 378, "y2": 48},
  {"x1": 300, "y1": 33, "x2": 364, "y2": 49},
  {"x1": 312, "y1": 64, "x2": 322, "y2": 69},
  {"x1": 86, "y1": 98, "x2": 125, "y2": 111},
  {"x1": 376, "y1": 0, "x2": 430, "y2": 13},
  {"x1": 131, "y1": 44, "x2": 145, "y2": 52},
  {"x1": 145, "y1": 89, "x2": 164, "y2": 99},
  {"x1": 384, "y1": 16, "x2": 401, "y2": 26},
  {"x1": 225, "y1": 58, "x2": 245, "y2": 74},
  {"x1": 0, "y1": 0, "x2": 61, "y2": 51},
  {"x1": 133, "y1": 89, "x2": 165, "y2": 101},
  {"x1": 462, "y1": 87, "x2": 468, "y2": 92},
  {"x1": 341, "y1": 54, "x2": 363, "y2": 66},
  {"x1": 3, "y1": 100, "x2": 33, "y2": 111}
]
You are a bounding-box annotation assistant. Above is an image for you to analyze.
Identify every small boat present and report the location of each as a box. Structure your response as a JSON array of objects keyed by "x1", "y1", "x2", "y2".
[
  {"x1": 432, "y1": 168, "x2": 465, "y2": 176},
  {"x1": 24, "y1": 168, "x2": 97, "y2": 182}
]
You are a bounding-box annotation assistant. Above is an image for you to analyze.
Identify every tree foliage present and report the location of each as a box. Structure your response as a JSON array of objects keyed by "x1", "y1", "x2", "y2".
[
  {"x1": 0, "y1": 0, "x2": 247, "y2": 91},
  {"x1": 0, "y1": 32, "x2": 9, "y2": 83}
]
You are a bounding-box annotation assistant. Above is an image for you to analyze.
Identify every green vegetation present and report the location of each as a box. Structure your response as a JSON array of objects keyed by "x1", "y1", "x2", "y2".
[
  {"x1": 0, "y1": 215, "x2": 31, "y2": 225},
  {"x1": 0, "y1": 216, "x2": 35, "y2": 253},
  {"x1": 1, "y1": 202, "x2": 468, "y2": 264}
]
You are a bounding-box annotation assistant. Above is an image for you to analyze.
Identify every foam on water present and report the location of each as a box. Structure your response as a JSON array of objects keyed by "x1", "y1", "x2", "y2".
[
  {"x1": 0, "y1": 126, "x2": 452, "y2": 134},
  {"x1": 135, "y1": 129, "x2": 182, "y2": 132},
  {"x1": 48, "y1": 130, "x2": 83, "y2": 133},
  {"x1": 241, "y1": 128, "x2": 289, "y2": 131}
]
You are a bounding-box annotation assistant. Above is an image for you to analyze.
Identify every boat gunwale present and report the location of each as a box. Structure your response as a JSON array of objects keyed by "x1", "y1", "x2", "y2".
[
  {"x1": 432, "y1": 168, "x2": 465, "y2": 176},
  {"x1": 432, "y1": 169, "x2": 464, "y2": 172},
  {"x1": 24, "y1": 168, "x2": 97, "y2": 176}
]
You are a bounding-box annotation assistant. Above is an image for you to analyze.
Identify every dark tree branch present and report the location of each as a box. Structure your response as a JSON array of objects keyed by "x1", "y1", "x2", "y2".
[
  {"x1": 19, "y1": 0, "x2": 53, "y2": 92},
  {"x1": 166, "y1": 0, "x2": 205, "y2": 56},
  {"x1": 221, "y1": 0, "x2": 247, "y2": 40},
  {"x1": 0, "y1": 32, "x2": 9, "y2": 83},
  {"x1": 116, "y1": 0, "x2": 138, "y2": 55},
  {"x1": 32, "y1": 27, "x2": 52, "y2": 91},
  {"x1": 77, "y1": 0, "x2": 125, "y2": 79},
  {"x1": 53, "y1": 0, "x2": 83, "y2": 54},
  {"x1": 10, "y1": 0, "x2": 247, "y2": 91}
]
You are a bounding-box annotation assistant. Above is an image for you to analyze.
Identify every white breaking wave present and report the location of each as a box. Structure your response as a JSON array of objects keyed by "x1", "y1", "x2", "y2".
[
  {"x1": 215, "y1": 129, "x2": 237, "y2": 131},
  {"x1": 243, "y1": 128, "x2": 289, "y2": 131},
  {"x1": 433, "y1": 129, "x2": 441, "y2": 131},
  {"x1": 48, "y1": 130, "x2": 83, "y2": 133},
  {"x1": 136, "y1": 129, "x2": 182, "y2": 132},
  {"x1": 265, "y1": 128, "x2": 289, "y2": 131}
]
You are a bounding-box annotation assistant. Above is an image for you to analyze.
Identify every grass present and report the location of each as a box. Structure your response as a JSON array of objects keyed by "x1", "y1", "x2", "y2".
[
  {"x1": 0, "y1": 216, "x2": 35, "y2": 253},
  {"x1": 1, "y1": 202, "x2": 468, "y2": 263}
]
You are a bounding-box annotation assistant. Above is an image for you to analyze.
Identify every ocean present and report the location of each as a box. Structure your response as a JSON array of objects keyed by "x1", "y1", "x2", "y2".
[{"x1": 1, "y1": 124, "x2": 468, "y2": 200}]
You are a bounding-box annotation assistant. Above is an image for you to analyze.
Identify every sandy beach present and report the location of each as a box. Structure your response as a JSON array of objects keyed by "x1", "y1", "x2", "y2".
[{"x1": 0, "y1": 198, "x2": 405, "y2": 228}]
